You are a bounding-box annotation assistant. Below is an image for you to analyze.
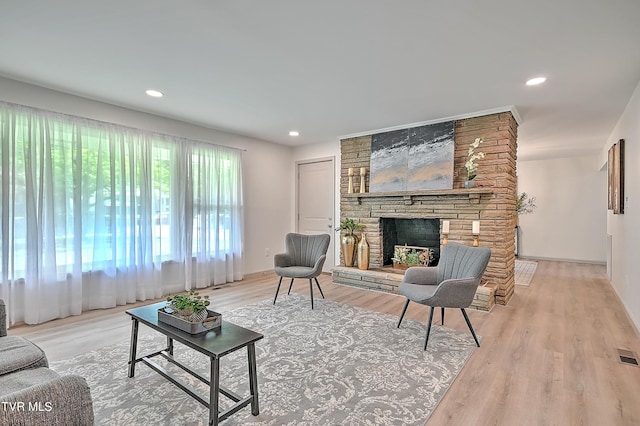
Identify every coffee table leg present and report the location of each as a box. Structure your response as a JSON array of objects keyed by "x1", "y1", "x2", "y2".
[
  {"x1": 128, "y1": 318, "x2": 139, "y2": 378},
  {"x1": 209, "y1": 356, "x2": 220, "y2": 426},
  {"x1": 247, "y1": 342, "x2": 259, "y2": 415},
  {"x1": 167, "y1": 336, "x2": 174, "y2": 356}
]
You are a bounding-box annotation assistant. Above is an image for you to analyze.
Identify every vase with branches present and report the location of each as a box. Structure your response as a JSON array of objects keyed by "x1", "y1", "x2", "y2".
[{"x1": 516, "y1": 192, "x2": 537, "y2": 215}]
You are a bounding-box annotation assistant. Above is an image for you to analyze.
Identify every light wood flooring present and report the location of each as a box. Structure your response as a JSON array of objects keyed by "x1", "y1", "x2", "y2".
[{"x1": 11, "y1": 261, "x2": 640, "y2": 425}]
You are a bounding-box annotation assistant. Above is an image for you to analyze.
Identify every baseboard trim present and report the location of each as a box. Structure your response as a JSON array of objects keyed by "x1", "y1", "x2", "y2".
[
  {"x1": 516, "y1": 255, "x2": 606, "y2": 265},
  {"x1": 607, "y1": 279, "x2": 640, "y2": 340}
]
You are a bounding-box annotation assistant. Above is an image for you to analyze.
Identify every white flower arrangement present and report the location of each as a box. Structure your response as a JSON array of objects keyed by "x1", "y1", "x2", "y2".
[{"x1": 465, "y1": 137, "x2": 486, "y2": 181}]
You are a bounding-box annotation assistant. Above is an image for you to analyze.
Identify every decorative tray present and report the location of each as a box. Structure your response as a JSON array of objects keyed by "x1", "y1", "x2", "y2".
[{"x1": 157, "y1": 307, "x2": 222, "y2": 334}]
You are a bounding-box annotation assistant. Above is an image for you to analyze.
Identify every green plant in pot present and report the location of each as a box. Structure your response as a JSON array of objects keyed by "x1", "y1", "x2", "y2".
[
  {"x1": 166, "y1": 290, "x2": 210, "y2": 322},
  {"x1": 336, "y1": 218, "x2": 364, "y2": 267},
  {"x1": 515, "y1": 192, "x2": 536, "y2": 226},
  {"x1": 516, "y1": 192, "x2": 536, "y2": 215}
]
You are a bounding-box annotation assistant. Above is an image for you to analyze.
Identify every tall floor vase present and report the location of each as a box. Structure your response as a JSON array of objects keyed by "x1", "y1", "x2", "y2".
[
  {"x1": 341, "y1": 234, "x2": 357, "y2": 267},
  {"x1": 357, "y1": 233, "x2": 370, "y2": 270}
]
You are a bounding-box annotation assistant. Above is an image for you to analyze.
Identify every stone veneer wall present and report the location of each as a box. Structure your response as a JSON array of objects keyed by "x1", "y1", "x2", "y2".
[{"x1": 339, "y1": 112, "x2": 518, "y2": 304}]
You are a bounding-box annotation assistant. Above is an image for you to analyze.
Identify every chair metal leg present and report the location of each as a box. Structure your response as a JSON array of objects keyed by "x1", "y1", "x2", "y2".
[
  {"x1": 309, "y1": 279, "x2": 314, "y2": 309},
  {"x1": 314, "y1": 277, "x2": 325, "y2": 299},
  {"x1": 287, "y1": 278, "x2": 294, "y2": 295},
  {"x1": 441, "y1": 307, "x2": 445, "y2": 325},
  {"x1": 397, "y1": 299, "x2": 410, "y2": 328},
  {"x1": 273, "y1": 276, "x2": 283, "y2": 305},
  {"x1": 424, "y1": 307, "x2": 435, "y2": 351},
  {"x1": 461, "y1": 308, "x2": 480, "y2": 347}
]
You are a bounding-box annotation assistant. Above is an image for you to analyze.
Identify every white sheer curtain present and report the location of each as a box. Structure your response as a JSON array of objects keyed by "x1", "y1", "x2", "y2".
[{"x1": 0, "y1": 102, "x2": 244, "y2": 326}]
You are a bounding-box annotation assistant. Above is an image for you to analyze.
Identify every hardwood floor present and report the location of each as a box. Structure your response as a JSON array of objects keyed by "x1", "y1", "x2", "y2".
[{"x1": 11, "y1": 261, "x2": 640, "y2": 425}]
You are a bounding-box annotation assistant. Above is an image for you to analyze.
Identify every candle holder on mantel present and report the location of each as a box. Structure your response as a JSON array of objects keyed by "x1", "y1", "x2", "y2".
[
  {"x1": 442, "y1": 220, "x2": 450, "y2": 245},
  {"x1": 359, "y1": 167, "x2": 367, "y2": 193},
  {"x1": 348, "y1": 168, "x2": 354, "y2": 194},
  {"x1": 472, "y1": 220, "x2": 480, "y2": 246}
]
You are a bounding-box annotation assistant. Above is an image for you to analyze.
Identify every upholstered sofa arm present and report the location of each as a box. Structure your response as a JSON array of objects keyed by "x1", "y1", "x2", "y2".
[
  {"x1": 310, "y1": 254, "x2": 327, "y2": 275},
  {"x1": 0, "y1": 372, "x2": 94, "y2": 426},
  {"x1": 427, "y1": 277, "x2": 481, "y2": 308},
  {"x1": 274, "y1": 253, "x2": 292, "y2": 268},
  {"x1": 403, "y1": 266, "x2": 438, "y2": 286},
  {"x1": 0, "y1": 299, "x2": 7, "y2": 337}
]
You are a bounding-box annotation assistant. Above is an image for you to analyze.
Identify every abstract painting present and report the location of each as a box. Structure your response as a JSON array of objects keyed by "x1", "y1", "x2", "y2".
[{"x1": 370, "y1": 121, "x2": 455, "y2": 192}]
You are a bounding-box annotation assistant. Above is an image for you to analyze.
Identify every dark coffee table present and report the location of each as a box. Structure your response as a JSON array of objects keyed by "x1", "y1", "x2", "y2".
[{"x1": 126, "y1": 302, "x2": 263, "y2": 426}]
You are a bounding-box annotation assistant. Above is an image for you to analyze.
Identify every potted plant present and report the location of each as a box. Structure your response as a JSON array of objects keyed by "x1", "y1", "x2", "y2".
[
  {"x1": 516, "y1": 192, "x2": 536, "y2": 215},
  {"x1": 515, "y1": 191, "x2": 537, "y2": 229},
  {"x1": 166, "y1": 290, "x2": 210, "y2": 322},
  {"x1": 336, "y1": 218, "x2": 364, "y2": 267},
  {"x1": 514, "y1": 192, "x2": 537, "y2": 256}
]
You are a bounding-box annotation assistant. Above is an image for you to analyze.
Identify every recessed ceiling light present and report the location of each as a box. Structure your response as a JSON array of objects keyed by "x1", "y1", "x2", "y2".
[
  {"x1": 145, "y1": 89, "x2": 164, "y2": 98},
  {"x1": 526, "y1": 77, "x2": 546, "y2": 86},
  {"x1": 289, "y1": 131, "x2": 299, "y2": 136}
]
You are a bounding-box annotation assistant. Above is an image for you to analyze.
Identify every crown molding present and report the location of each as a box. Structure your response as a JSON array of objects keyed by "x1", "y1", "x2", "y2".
[{"x1": 339, "y1": 105, "x2": 522, "y2": 140}]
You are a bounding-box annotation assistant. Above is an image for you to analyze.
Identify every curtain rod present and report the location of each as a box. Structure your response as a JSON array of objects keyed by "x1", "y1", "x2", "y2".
[{"x1": 0, "y1": 100, "x2": 248, "y2": 153}]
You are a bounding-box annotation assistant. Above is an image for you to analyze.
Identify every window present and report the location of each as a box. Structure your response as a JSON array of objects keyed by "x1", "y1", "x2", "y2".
[{"x1": 0, "y1": 102, "x2": 244, "y2": 325}]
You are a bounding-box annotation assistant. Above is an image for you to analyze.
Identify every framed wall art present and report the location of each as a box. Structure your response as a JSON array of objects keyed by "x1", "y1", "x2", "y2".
[
  {"x1": 369, "y1": 121, "x2": 455, "y2": 192},
  {"x1": 607, "y1": 144, "x2": 614, "y2": 210},
  {"x1": 608, "y1": 139, "x2": 625, "y2": 214}
]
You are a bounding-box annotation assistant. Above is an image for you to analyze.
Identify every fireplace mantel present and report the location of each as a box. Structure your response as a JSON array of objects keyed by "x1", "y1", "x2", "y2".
[{"x1": 344, "y1": 188, "x2": 493, "y2": 205}]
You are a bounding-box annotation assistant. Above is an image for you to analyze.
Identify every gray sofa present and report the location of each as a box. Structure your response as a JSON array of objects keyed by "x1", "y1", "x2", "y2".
[{"x1": 0, "y1": 299, "x2": 94, "y2": 425}]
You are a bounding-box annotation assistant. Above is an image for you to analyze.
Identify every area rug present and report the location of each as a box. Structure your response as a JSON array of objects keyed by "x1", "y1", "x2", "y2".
[
  {"x1": 515, "y1": 259, "x2": 538, "y2": 286},
  {"x1": 51, "y1": 295, "x2": 479, "y2": 425}
]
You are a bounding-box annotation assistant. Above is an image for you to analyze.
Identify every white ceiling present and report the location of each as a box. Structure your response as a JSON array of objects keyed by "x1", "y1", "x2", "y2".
[{"x1": 1, "y1": 1, "x2": 639, "y2": 160}]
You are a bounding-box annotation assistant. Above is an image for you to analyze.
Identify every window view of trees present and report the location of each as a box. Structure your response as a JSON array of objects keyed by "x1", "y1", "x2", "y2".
[{"x1": 0, "y1": 106, "x2": 243, "y2": 283}]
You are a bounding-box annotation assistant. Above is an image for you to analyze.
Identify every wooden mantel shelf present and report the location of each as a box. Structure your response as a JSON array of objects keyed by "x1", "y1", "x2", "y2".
[{"x1": 343, "y1": 188, "x2": 493, "y2": 205}]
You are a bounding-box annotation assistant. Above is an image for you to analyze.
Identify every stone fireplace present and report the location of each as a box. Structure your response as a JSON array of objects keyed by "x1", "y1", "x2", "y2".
[{"x1": 332, "y1": 111, "x2": 519, "y2": 310}]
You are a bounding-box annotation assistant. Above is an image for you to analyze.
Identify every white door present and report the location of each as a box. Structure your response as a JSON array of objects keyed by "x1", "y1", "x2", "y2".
[{"x1": 297, "y1": 158, "x2": 335, "y2": 271}]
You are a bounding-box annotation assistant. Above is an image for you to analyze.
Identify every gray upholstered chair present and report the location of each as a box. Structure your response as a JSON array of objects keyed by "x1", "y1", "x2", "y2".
[
  {"x1": 397, "y1": 242, "x2": 491, "y2": 350},
  {"x1": 0, "y1": 299, "x2": 94, "y2": 425},
  {"x1": 273, "y1": 233, "x2": 331, "y2": 309}
]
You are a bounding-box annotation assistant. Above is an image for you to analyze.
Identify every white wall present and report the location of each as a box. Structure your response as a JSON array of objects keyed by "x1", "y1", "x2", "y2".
[
  {"x1": 0, "y1": 76, "x2": 293, "y2": 275},
  {"x1": 605, "y1": 79, "x2": 640, "y2": 332},
  {"x1": 516, "y1": 154, "x2": 607, "y2": 263}
]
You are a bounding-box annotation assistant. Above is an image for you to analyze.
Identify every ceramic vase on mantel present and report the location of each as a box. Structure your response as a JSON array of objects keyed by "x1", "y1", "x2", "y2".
[
  {"x1": 464, "y1": 179, "x2": 476, "y2": 189},
  {"x1": 357, "y1": 232, "x2": 370, "y2": 270},
  {"x1": 341, "y1": 233, "x2": 357, "y2": 267}
]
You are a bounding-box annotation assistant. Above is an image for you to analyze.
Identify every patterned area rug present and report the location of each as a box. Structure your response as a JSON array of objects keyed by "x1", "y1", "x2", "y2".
[
  {"x1": 515, "y1": 259, "x2": 538, "y2": 286},
  {"x1": 51, "y1": 295, "x2": 479, "y2": 425}
]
